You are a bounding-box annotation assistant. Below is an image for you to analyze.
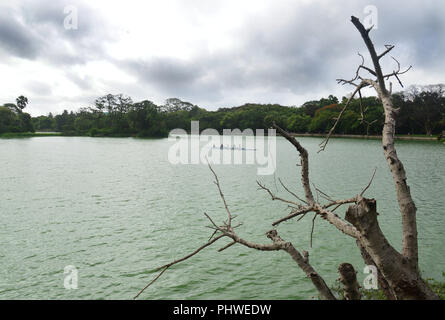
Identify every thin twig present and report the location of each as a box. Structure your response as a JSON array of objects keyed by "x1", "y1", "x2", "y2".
[
  {"x1": 218, "y1": 241, "x2": 236, "y2": 252},
  {"x1": 278, "y1": 178, "x2": 308, "y2": 205},
  {"x1": 359, "y1": 167, "x2": 377, "y2": 197},
  {"x1": 134, "y1": 266, "x2": 169, "y2": 300},
  {"x1": 310, "y1": 214, "x2": 317, "y2": 248},
  {"x1": 319, "y1": 81, "x2": 367, "y2": 152},
  {"x1": 208, "y1": 163, "x2": 232, "y2": 227},
  {"x1": 134, "y1": 234, "x2": 225, "y2": 299}
]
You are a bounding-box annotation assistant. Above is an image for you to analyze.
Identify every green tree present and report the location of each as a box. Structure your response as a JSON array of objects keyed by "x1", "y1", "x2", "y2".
[
  {"x1": 308, "y1": 109, "x2": 336, "y2": 133},
  {"x1": 16, "y1": 96, "x2": 28, "y2": 111},
  {"x1": 287, "y1": 114, "x2": 311, "y2": 133},
  {"x1": 0, "y1": 106, "x2": 19, "y2": 133}
]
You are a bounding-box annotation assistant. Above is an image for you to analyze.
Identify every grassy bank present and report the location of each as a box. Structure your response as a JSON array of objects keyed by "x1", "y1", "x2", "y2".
[
  {"x1": 290, "y1": 132, "x2": 442, "y2": 142},
  {"x1": 2, "y1": 131, "x2": 444, "y2": 143},
  {"x1": 0, "y1": 132, "x2": 62, "y2": 138},
  {"x1": 0, "y1": 131, "x2": 164, "y2": 139},
  {"x1": 330, "y1": 272, "x2": 445, "y2": 300}
]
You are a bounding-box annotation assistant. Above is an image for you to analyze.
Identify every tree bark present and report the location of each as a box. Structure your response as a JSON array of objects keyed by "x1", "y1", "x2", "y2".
[
  {"x1": 266, "y1": 230, "x2": 336, "y2": 300},
  {"x1": 351, "y1": 15, "x2": 419, "y2": 271},
  {"x1": 356, "y1": 240, "x2": 396, "y2": 300},
  {"x1": 338, "y1": 263, "x2": 361, "y2": 300},
  {"x1": 345, "y1": 198, "x2": 438, "y2": 299}
]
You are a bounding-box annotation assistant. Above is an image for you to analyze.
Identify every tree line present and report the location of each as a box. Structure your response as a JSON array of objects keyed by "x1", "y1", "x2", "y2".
[{"x1": 2, "y1": 85, "x2": 444, "y2": 137}]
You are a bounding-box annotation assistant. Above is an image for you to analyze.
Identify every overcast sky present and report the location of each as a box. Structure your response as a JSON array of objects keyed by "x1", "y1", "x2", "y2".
[{"x1": 0, "y1": 0, "x2": 444, "y2": 116}]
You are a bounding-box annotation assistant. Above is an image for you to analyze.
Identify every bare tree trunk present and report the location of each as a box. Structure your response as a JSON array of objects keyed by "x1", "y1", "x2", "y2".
[
  {"x1": 356, "y1": 240, "x2": 396, "y2": 300},
  {"x1": 338, "y1": 263, "x2": 361, "y2": 300},
  {"x1": 380, "y1": 93, "x2": 420, "y2": 270},
  {"x1": 350, "y1": 17, "x2": 419, "y2": 271},
  {"x1": 345, "y1": 198, "x2": 438, "y2": 299}
]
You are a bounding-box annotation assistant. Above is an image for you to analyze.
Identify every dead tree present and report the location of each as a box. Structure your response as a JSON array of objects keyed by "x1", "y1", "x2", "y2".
[
  {"x1": 135, "y1": 16, "x2": 439, "y2": 300},
  {"x1": 329, "y1": 16, "x2": 438, "y2": 299},
  {"x1": 135, "y1": 162, "x2": 338, "y2": 300},
  {"x1": 338, "y1": 263, "x2": 361, "y2": 300}
]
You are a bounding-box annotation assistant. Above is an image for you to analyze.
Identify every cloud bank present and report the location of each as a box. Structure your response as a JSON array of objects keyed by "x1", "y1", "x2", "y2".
[{"x1": 0, "y1": 0, "x2": 444, "y2": 116}]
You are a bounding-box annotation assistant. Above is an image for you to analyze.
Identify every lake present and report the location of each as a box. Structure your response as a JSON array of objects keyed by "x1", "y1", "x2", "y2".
[{"x1": 0, "y1": 136, "x2": 444, "y2": 299}]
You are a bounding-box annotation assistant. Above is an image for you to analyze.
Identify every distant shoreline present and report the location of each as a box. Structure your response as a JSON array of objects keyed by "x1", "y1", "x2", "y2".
[
  {"x1": 1, "y1": 131, "x2": 444, "y2": 143},
  {"x1": 289, "y1": 133, "x2": 441, "y2": 141},
  {"x1": 0, "y1": 132, "x2": 62, "y2": 138}
]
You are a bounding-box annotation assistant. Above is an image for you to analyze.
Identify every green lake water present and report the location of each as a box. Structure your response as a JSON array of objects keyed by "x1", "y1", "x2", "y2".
[{"x1": 0, "y1": 136, "x2": 444, "y2": 299}]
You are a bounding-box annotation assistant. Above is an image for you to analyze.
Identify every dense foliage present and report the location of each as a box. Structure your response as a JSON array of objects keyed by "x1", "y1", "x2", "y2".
[
  {"x1": 0, "y1": 96, "x2": 34, "y2": 134},
  {"x1": 2, "y1": 85, "x2": 445, "y2": 137}
]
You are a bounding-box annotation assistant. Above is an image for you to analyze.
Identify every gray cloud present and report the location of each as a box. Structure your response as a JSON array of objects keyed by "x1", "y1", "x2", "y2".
[
  {"x1": 1, "y1": 0, "x2": 445, "y2": 115},
  {"x1": 121, "y1": 2, "x2": 359, "y2": 105},
  {"x1": 122, "y1": 0, "x2": 445, "y2": 108},
  {"x1": 0, "y1": 0, "x2": 115, "y2": 65},
  {"x1": 25, "y1": 80, "x2": 52, "y2": 96},
  {"x1": 0, "y1": 8, "x2": 40, "y2": 58}
]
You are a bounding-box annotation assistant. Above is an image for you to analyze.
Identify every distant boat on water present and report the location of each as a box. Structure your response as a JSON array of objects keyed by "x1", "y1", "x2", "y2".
[{"x1": 212, "y1": 145, "x2": 256, "y2": 151}]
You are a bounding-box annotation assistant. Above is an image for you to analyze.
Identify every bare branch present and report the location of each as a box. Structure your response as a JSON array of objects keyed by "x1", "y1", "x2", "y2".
[
  {"x1": 257, "y1": 180, "x2": 301, "y2": 207},
  {"x1": 359, "y1": 64, "x2": 377, "y2": 77},
  {"x1": 378, "y1": 57, "x2": 413, "y2": 88},
  {"x1": 272, "y1": 206, "x2": 314, "y2": 226},
  {"x1": 278, "y1": 178, "x2": 308, "y2": 205},
  {"x1": 310, "y1": 214, "x2": 317, "y2": 248},
  {"x1": 218, "y1": 241, "x2": 236, "y2": 252},
  {"x1": 208, "y1": 163, "x2": 233, "y2": 228},
  {"x1": 359, "y1": 167, "x2": 377, "y2": 197},
  {"x1": 208, "y1": 228, "x2": 219, "y2": 241},
  {"x1": 316, "y1": 205, "x2": 360, "y2": 239},
  {"x1": 134, "y1": 234, "x2": 225, "y2": 299},
  {"x1": 337, "y1": 53, "x2": 376, "y2": 87},
  {"x1": 204, "y1": 212, "x2": 221, "y2": 231},
  {"x1": 319, "y1": 81, "x2": 368, "y2": 151},
  {"x1": 377, "y1": 44, "x2": 395, "y2": 60},
  {"x1": 134, "y1": 266, "x2": 169, "y2": 300},
  {"x1": 313, "y1": 184, "x2": 334, "y2": 202},
  {"x1": 273, "y1": 123, "x2": 315, "y2": 204},
  {"x1": 266, "y1": 230, "x2": 336, "y2": 300},
  {"x1": 350, "y1": 16, "x2": 387, "y2": 93},
  {"x1": 324, "y1": 197, "x2": 358, "y2": 209}
]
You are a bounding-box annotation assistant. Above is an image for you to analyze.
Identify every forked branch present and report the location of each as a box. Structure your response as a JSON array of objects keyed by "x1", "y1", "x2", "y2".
[{"x1": 135, "y1": 164, "x2": 337, "y2": 300}]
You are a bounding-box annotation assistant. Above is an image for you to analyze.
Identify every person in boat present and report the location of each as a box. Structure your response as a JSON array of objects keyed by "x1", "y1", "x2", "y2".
[{"x1": 220, "y1": 144, "x2": 223, "y2": 150}]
